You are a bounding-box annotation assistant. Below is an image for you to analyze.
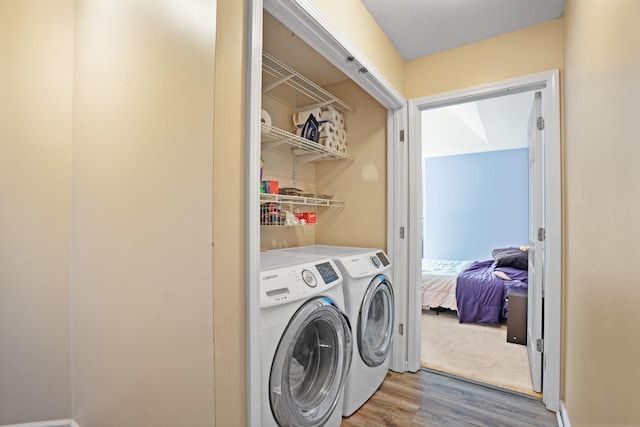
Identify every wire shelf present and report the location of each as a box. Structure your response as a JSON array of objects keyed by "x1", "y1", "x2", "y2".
[
  {"x1": 262, "y1": 51, "x2": 353, "y2": 113},
  {"x1": 259, "y1": 194, "x2": 343, "y2": 226},
  {"x1": 260, "y1": 193, "x2": 344, "y2": 208},
  {"x1": 261, "y1": 124, "x2": 350, "y2": 163}
]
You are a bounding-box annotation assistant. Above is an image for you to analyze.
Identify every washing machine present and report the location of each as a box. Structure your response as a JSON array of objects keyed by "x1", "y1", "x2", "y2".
[
  {"x1": 259, "y1": 252, "x2": 353, "y2": 427},
  {"x1": 269, "y1": 245, "x2": 394, "y2": 417}
]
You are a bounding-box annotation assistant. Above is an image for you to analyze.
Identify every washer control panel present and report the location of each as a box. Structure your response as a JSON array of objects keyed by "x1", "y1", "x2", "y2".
[
  {"x1": 370, "y1": 255, "x2": 381, "y2": 268},
  {"x1": 260, "y1": 258, "x2": 342, "y2": 308},
  {"x1": 316, "y1": 261, "x2": 340, "y2": 284},
  {"x1": 301, "y1": 269, "x2": 317, "y2": 287}
]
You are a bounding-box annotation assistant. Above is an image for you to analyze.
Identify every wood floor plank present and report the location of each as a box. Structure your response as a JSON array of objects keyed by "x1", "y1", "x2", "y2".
[
  {"x1": 341, "y1": 369, "x2": 557, "y2": 427},
  {"x1": 424, "y1": 374, "x2": 550, "y2": 421}
]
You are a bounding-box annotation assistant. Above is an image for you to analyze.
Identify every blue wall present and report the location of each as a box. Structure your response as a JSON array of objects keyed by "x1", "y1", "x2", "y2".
[{"x1": 423, "y1": 148, "x2": 529, "y2": 261}]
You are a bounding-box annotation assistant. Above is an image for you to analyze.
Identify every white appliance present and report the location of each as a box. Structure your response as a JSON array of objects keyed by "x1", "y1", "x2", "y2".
[
  {"x1": 269, "y1": 245, "x2": 394, "y2": 417},
  {"x1": 259, "y1": 252, "x2": 352, "y2": 427}
]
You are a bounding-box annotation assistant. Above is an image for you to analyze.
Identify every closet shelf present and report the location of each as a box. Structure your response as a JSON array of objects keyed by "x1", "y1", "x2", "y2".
[
  {"x1": 260, "y1": 193, "x2": 344, "y2": 208},
  {"x1": 262, "y1": 51, "x2": 353, "y2": 113},
  {"x1": 261, "y1": 124, "x2": 351, "y2": 164}
]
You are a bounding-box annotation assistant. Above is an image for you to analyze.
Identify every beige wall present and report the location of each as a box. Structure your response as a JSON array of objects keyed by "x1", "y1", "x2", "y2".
[
  {"x1": 562, "y1": 1, "x2": 640, "y2": 424},
  {"x1": 0, "y1": 1, "x2": 73, "y2": 423},
  {"x1": 405, "y1": 19, "x2": 564, "y2": 99},
  {"x1": 71, "y1": 0, "x2": 216, "y2": 425},
  {"x1": 316, "y1": 80, "x2": 387, "y2": 250},
  {"x1": 212, "y1": 0, "x2": 247, "y2": 424},
  {"x1": 310, "y1": 0, "x2": 405, "y2": 94},
  {"x1": 0, "y1": 0, "x2": 248, "y2": 424}
]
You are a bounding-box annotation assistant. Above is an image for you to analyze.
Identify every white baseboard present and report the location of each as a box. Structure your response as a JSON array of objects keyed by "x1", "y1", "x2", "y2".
[
  {"x1": 0, "y1": 420, "x2": 78, "y2": 427},
  {"x1": 556, "y1": 400, "x2": 571, "y2": 427}
]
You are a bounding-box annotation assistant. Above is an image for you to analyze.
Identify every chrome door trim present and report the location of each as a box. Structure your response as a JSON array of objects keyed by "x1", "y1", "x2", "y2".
[
  {"x1": 270, "y1": 296, "x2": 352, "y2": 427},
  {"x1": 358, "y1": 275, "x2": 394, "y2": 367}
]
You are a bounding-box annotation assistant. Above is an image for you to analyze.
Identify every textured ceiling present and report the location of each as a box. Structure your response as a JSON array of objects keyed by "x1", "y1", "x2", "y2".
[{"x1": 360, "y1": 0, "x2": 565, "y2": 61}]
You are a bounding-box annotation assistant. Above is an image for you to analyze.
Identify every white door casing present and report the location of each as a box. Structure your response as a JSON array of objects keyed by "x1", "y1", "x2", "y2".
[
  {"x1": 527, "y1": 92, "x2": 544, "y2": 393},
  {"x1": 406, "y1": 70, "x2": 561, "y2": 412},
  {"x1": 388, "y1": 105, "x2": 411, "y2": 374}
]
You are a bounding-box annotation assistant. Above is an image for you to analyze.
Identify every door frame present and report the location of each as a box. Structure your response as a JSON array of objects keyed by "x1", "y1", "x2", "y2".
[
  {"x1": 246, "y1": 1, "x2": 406, "y2": 425},
  {"x1": 406, "y1": 70, "x2": 561, "y2": 412}
]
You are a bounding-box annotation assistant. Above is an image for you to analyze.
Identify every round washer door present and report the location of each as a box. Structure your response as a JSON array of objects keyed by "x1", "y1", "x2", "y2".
[
  {"x1": 270, "y1": 296, "x2": 352, "y2": 427},
  {"x1": 358, "y1": 274, "x2": 394, "y2": 367}
]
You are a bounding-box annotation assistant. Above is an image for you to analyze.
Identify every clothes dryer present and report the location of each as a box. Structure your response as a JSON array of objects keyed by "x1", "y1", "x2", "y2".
[
  {"x1": 269, "y1": 245, "x2": 394, "y2": 417},
  {"x1": 259, "y1": 252, "x2": 352, "y2": 427}
]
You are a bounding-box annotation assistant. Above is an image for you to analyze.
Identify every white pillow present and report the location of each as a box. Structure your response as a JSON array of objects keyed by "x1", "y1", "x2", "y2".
[{"x1": 494, "y1": 270, "x2": 512, "y2": 281}]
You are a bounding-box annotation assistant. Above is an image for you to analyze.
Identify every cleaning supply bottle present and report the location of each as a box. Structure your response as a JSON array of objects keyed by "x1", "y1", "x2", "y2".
[{"x1": 260, "y1": 156, "x2": 264, "y2": 193}]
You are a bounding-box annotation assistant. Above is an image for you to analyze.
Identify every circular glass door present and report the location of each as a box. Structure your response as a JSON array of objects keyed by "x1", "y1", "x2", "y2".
[
  {"x1": 358, "y1": 275, "x2": 394, "y2": 367},
  {"x1": 270, "y1": 296, "x2": 352, "y2": 427}
]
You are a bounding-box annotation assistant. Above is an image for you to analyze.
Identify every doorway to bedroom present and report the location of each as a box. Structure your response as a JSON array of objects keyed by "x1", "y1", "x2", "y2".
[
  {"x1": 406, "y1": 70, "x2": 561, "y2": 411},
  {"x1": 419, "y1": 91, "x2": 537, "y2": 395}
]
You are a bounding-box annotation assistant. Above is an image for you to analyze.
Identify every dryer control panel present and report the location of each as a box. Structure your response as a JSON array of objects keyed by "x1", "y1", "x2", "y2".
[
  {"x1": 337, "y1": 250, "x2": 392, "y2": 279},
  {"x1": 376, "y1": 251, "x2": 390, "y2": 266}
]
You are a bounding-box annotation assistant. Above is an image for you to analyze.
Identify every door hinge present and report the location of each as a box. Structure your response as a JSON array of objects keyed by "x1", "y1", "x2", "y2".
[
  {"x1": 537, "y1": 117, "x2": 545, "y2": 130},
  {"x1": 400, "y1": 226, "x2": 405, "y2": 239},
  {"x1": 399, "y1": 129, "x2": 405, "y2": 142},
  {"x1": 538, "y1": 227, "x2": 546, "y2": 242},
  {"x1": 536, "y1": 338, "x2": 544, "y2": 352}
]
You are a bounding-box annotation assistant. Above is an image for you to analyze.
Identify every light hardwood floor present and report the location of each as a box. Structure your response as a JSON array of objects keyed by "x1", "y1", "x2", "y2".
[{"x1": 341, "y1": 369, "x2": 557, "y2": 427}]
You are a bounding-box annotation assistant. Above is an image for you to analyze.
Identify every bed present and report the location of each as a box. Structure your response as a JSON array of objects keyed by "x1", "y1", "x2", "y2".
[
  {"x1": 421, "y1": 259, "x2": 473, "y2": 311},
  {"x1": 421, "y1": 248, "x2": 529, "y2": 324}
]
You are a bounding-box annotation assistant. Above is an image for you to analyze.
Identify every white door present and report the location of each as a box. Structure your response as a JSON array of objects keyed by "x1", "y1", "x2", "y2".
[{"x1": 527, "y1": 92, "x2": 544, "y2": 393}]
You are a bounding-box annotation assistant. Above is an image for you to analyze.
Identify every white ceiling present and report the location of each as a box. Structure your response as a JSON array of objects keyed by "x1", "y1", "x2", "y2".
[
  {"x1": 360, "y1": 0, "x2": 565, "y2": 61},
  {"x1": 422, "y1": 91, "x2": 535, "y2": 158}
]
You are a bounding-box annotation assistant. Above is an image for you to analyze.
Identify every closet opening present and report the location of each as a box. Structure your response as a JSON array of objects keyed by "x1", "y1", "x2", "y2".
[{"x1": 246, "y1": 2, "x2": 407, "y2": 424}]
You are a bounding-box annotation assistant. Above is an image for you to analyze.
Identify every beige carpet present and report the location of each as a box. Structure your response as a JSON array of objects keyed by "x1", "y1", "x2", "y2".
[{"x1": 421, "y1": 309, "x2": 538, "y2": 396}]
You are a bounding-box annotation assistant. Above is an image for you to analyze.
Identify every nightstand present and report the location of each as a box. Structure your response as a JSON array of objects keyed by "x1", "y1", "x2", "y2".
[{"x1": 507, "y1": 289, "x2": 527, "y2": 345}]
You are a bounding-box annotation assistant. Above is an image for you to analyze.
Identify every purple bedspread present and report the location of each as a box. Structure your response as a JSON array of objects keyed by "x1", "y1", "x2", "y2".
[{"x1": 455, "y1": 260, "x2": 528, "y2": 324}]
